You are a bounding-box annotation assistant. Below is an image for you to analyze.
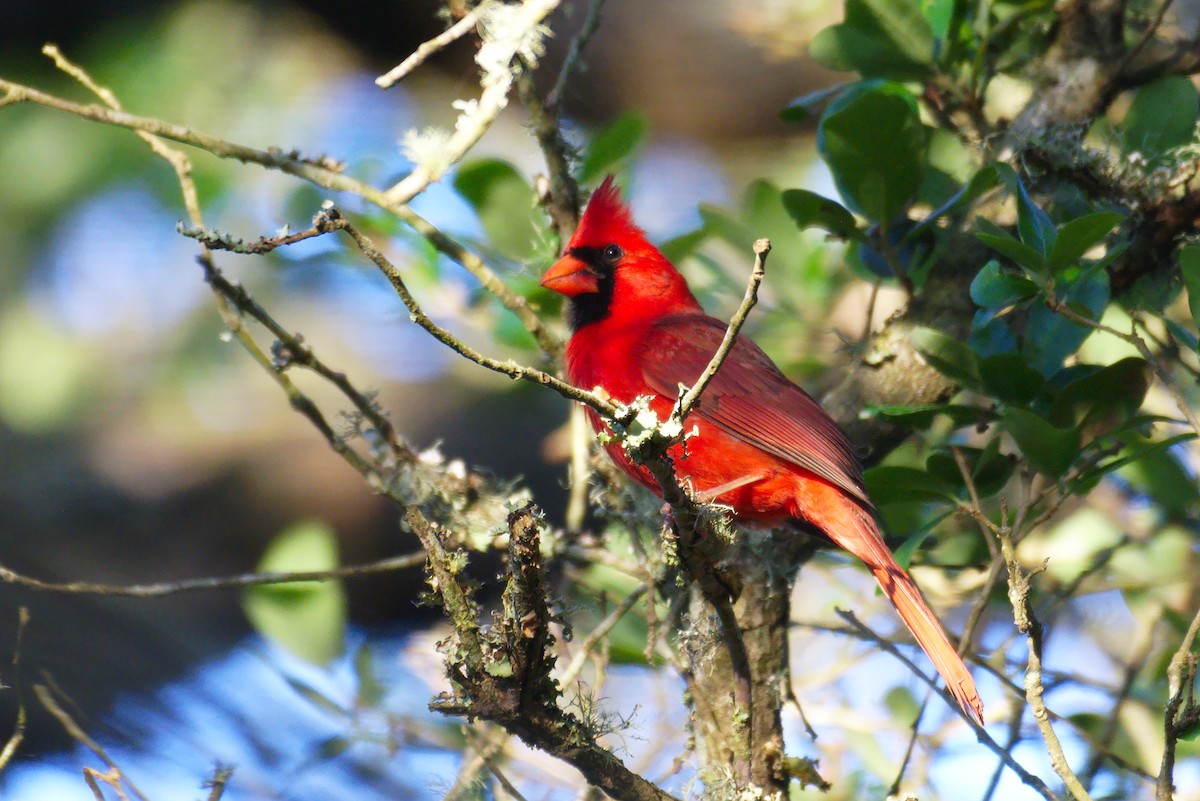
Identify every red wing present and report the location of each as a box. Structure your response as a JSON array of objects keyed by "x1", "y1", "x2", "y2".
[{"x1": 639, "y1": 314, "x2": 870, "y2": 507}]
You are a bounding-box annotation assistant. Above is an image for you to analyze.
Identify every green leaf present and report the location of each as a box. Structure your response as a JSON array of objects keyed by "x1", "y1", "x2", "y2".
[
  {"x1": 993, "y1": 164, "x2": 1056, "y2": 256},
  {"x1": 659, "y1": 227, "x2": 708, "y2": 263},
  {"x1": 866, "y1": 403, "x2": 985, "y2": 429},
  {"x1": 811, "y1": 0, "x2": 935, "y2": 79},
  {"x1": 912, "y1": 325, "x2": 980, "y2": 386},
  {"x1": 285, "y1": 677, "x2": 346, "y2": 717},
  {"x1": 1002, "y1": 407, "x2": 1080, "y2": 476},
  {"x1": 1048, "y1": 211, "x2": 1123, "y2": 272},
  {"x1": 1048, "y1": 357, "x2": 1151, "y2": 430},
  {"x1": 1180, "y1": 244, "x2": 1200, "y2": 332},
  {"x1": 863, "y1": 465, "x2": 958, "y2": 505},
  {"x1": 1024, "y1": 266, "x2": 1110, "y2": 376},
  {"x1": 970, "y1": 260, "x2": 1039, "y2": 307},
  {"x1": 978, "y1": 352, "x2": 1045, "y2": 403},
  {"x1": 911, "y1": 164, "x2": 1000, "y2": 235},
  {"x1": 453, "y1": 160, "x2": 540, "y2": 260},
  {"x1": 1071, "y1": 433, "x2": 1196, "y2": 494},
  {"x1": 818, "y1": 83, "x2": 928, "y2": 223},
  {"x1": 242, "y1": 520, "x2": 346, "y2": 665},
  {"x1": 698, "y1": 204, "x2": 758, "y2": 251},
  {"x1": 579, "y1": 113, "x2": 648, "y2": 183},
  {"x1": 976, "y1": 218, "x2": 1048, "y2": 273},
  {"x1": 1120, "y1": 76, "x2": 1200, "y2": 163},
  {"x1": 780, "y1": 188, "x2": 863, "y2": 241},
  {"x1": 353, "y1": 643, "x2": 384, "y2": 707},
  {"x1": 780, "y1": 83, "x2": 849, "y2": 123}
]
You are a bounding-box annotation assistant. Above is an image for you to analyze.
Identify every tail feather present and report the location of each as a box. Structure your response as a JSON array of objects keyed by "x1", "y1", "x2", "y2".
[
  {"x1": 815, "y1": 491, "x2": 984, "y2": 724},
  {"x1": 869, "y1": 563, "x2": 984, "y2": 724}
]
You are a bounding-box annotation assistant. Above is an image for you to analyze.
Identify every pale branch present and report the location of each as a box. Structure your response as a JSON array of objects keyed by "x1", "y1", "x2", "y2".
[
  {"x1": 1156, "y1": 602, "x2": 1200, "y2": 801},
  {"x1": 0, "y1": 551, "x2": 425, "y2": 598},
  {"x1": 375, "y1": 1, "x2": 494, "y2": 89},
  {"x1": 675, "y1": 238, "x2": 770, "y2": 422},
  {"x1": 997, "y1": 519, "x2": 1093, "y2": 801},
  {"x1": 179, "y1": 219, "x2": 334, "y2": 254},
  {"x1": 383, "y1": 0, "x2": 563, "y2": 205},
  {"x1": 831, "y1": 611, "x2": 1058, "y2": 801},
  {"x1": 0, "y1": 74, "x2": 561, "y2": 358}
]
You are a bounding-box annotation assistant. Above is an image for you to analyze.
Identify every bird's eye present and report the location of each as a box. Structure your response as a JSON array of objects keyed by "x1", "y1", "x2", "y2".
[{"x1": 603, "y1": 244, "x2": 623, "y2": 263}]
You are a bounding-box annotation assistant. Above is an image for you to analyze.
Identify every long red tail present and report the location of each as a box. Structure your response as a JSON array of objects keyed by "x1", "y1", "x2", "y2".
[{"x1": 810, "y1": 487, "x2": 984, "y2": 724}]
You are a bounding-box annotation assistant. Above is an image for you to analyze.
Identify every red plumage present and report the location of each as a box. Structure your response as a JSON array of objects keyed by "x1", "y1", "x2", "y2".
[{"x1": 540, "y1": 176, "x2": 983, "y2": 724}]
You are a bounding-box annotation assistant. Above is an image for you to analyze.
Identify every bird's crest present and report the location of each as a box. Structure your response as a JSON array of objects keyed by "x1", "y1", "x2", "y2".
[{"x1": 570, "y1": 175, "x2": 648, "y2": 250}]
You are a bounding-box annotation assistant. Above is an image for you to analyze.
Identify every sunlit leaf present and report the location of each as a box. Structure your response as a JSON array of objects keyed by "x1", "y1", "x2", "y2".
[{"x1": 243, "y1": 520, "x2": 346, "y2": 665}]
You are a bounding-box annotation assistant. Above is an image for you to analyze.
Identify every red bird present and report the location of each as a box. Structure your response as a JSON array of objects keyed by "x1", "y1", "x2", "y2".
[{"x1": 540, "y1": 176, "x2": 984, "y2": 724}]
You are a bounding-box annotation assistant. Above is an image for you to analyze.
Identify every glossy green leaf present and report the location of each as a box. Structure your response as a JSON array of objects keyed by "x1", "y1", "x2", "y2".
[
  {"x1": 1003, "y1": 407, "x2": 1079, "y2": 476},
  {"x1": 780, "y1": 83, "x2": 849, "y2": 123},
  {"x1": 976, "y1": 218, "x2": 1047, "y2": 273},
  {"x1": 818, "y1": 83, "x2": 928, "y2": 223},
  {"x1": 243, "y1": 520, "x2": 346, "y2": 665},
  {"x1": 1120, "y1": 76, "x2": 1200, "y2": 162},
  {"x1": 1024, "y1": 266, "x2": 1110, "y2": 376},
  {"x1": 912, "y1": 164, "x2": 1000, "y2": 235},
  {"x1": 969, "y1": 314, "x2": 1018, "y2": 357},
  {"x1": 811, "y1": 0, "x2": 935, "y2": 79},
  {"x1": 780, "y1": 188, "x2": 863, "y2": 241},
  {"x1": 912, "y1": 325, "x2": 980, "y2": 386},
  {"x1": 1047, "y1": 211, "x2": 1123, "y2": 272},
  {"x1": 979, "y1": 352, "x2": 1045, "y2": 403},
  {"x1": 867, "y1": 403, "x2": 986, "y2": 429},
  {"x1": 970, "y1": 260, "x2": 1039, "y2": 307},
  {"x1": 579, "y1": 113, "x2": 648, "y2": 183},
  {"x1": 863, "y1": 465, "x2": 958, "y2": 505},
  {"x1": 1180, "y1": 244, "x2": 1200, "y2": 332},
  {"x1": 1049, "y1": 357, "x2": 1150, "y2": 430},
  {"x1": 994, "y1": 163, "x2": 1056, "y2": 256}
]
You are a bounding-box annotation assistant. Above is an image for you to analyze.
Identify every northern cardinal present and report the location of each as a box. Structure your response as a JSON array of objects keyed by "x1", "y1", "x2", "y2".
[{"x1": 540, "y1": 176, "x2": 984, "y2": 724}]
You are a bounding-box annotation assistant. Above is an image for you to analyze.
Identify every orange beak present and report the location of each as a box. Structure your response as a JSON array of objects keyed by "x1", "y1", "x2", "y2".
[{"x1": 539, "y1": 254, "x2": 600, "y2": 297}]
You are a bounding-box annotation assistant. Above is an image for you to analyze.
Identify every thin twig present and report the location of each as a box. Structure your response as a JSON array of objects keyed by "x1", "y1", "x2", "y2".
[
  {"x1": 0, "y1": 551, "x2": 424, "y2": 598},
  {"x1": 833, "y1": 611, "x2": 1057, "y2": 801},
  {"x1": 559, "y1": 584, "x2": 650, "y2": 686},
  {"x1": 35, "y1": 683, "x2": 149, "y2": 801},
  {"x1": 996, "y1": 511, "x2": 1093, "y2": 801},
  {"x1": 376, "y1": 2, "x2": 493, "y2": 88},
  {"x1": 1156, "y1": 602, "x2": 1200, "y2": 800},
  {"x1": 547, "y1": 0, "x2": 607, "y2": 108},
  {"x1": 675, "y1": 239, "x2": 770, "y2": 421},
  {"x1": 0, "y1": 74, "x2": 561, "y2": 357},
  {"x1": 0, "y1": 608, "x2": 29, "y2": 773},
  {"x1": 328, "y1": 210, "x2": 617, "y2": 417}
]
